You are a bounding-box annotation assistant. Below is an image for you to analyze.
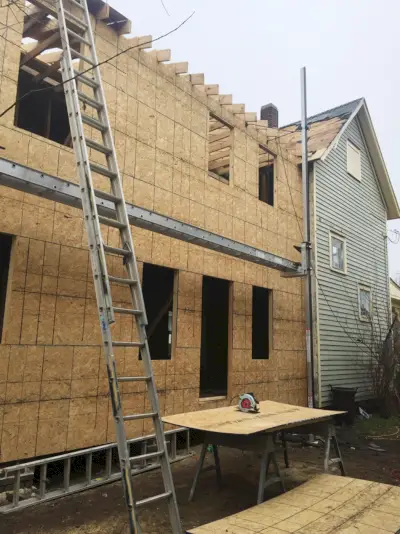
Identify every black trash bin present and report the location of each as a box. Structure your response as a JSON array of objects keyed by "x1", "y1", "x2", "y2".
[{"x1": 331, "y1": 386, "x2": 357, "y2": 425}]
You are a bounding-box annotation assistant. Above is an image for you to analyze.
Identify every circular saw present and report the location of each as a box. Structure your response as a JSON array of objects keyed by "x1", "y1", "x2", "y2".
[{"x1": 238, "y1": 393, "x2": 259, "y2": 413}]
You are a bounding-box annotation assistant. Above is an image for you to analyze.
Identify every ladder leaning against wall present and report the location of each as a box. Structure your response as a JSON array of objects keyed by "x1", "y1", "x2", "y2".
[{"x1": 54, "y1": 0, "x2": 182, "y2": 532}]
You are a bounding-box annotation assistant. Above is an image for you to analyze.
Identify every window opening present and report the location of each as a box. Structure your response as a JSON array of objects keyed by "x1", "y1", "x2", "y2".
[
  {"x1": 258, "y1": 146, "x2": 274, "y2": 206},
  {"x1": 347, "y1": 140, "x2": 361, "y2": 180},
  {"x1": 330, "y1": 233, "x2": 346, "y2": 273},
  {"x1": 252, "y1": 286, "x2": 271, "y2": 360},
  {"x1": 359, "y1": 286, "x2": 371, "y2": 321},
  {"x1": 208, "y1": 114, "x2": 232, "y2": 182},
  {"x1": 142, "y1": 263, "x2": 175, "y2": 360}
]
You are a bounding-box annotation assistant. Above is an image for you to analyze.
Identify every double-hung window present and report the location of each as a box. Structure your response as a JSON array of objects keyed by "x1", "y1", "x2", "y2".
[
  {"x1": 359, "y1": 286, "x2": 372, "y2": 321},
  {"x1": 330, "y1": 232, "x2": 346, "y2": 273}
]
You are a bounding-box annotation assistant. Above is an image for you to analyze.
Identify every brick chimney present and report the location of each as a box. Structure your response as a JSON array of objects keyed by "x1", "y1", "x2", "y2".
[{"x1": 260, "y1": 103, "x2": 278, "y2": 128}]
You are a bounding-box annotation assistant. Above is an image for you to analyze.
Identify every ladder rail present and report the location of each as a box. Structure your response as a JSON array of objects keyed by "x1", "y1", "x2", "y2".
[
  {"x1": 57, "y1": 3, "x2": 115, "y2": 326},
  {"x1": 78, "y1": 0, "x2": 148, "y2": 327},
  {"x1": 56, "y1": 1, "x2": 182, "y2": 533},
  {"x1": 57, "y1": 2, "x2": 140, "y2": 533}
]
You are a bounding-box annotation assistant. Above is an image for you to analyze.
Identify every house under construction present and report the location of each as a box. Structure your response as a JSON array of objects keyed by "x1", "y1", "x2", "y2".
[{"x1": 0, "y1": 0, "x2": 306, "y2": 465}]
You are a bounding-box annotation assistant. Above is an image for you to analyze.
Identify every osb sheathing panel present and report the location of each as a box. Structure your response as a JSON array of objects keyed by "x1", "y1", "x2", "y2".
[
  {"x1": 188, "y1": 474, "x2": 400, "y2": 534},
  {"x1": 0, "y1": 5, "x2": 306, "y2": 461}
]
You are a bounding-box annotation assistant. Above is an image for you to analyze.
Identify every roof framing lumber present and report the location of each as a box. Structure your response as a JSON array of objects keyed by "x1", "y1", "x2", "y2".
[
  {"x1": 28, "y1": 0, "x2": 86, "y2": 33},
  {"x1": 124, "y1": 35, "x2": 152, "y2": 50},
  {"x1": 190, "y1": 73, "x2": 204, "y2": 85},
  {"x1": 222, "y1": 103, "x2": 245, "y2": 114},
  {"x1": 32, "y1": 59, "x2": 61, "y2": 83},
  {"x1": 0, "y1": 158, "x2": 300, "y2": 274},
  {"x1": 170, "y1": 61, "x2": 188, "y2": 74},
  {"x1": 147, "y1": 49, "x2": 171, "y2": 62},
  {"x1": 21, "y1": 32, "x2": 60, "y2": 66}
]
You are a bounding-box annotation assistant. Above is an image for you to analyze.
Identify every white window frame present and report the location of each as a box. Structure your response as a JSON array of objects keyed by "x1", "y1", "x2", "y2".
[
  {"x1": 358, "y1": 285, "x2": 372, "y2": 322},
  {"x1": 347, "y1": 140, "x2": 361, "y2": 181},
  {"x1": 329, "y1": 232, "x2": 347, "y2": 274}
]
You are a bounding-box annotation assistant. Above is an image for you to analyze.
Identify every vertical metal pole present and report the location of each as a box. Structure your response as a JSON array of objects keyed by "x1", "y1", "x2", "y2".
[{"x1": 301, "y1": 67, "x2": 315, "y2": 409}]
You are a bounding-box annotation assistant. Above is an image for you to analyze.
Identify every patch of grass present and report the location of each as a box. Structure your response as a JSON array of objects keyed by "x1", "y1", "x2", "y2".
[{"x1": 356, "y1": 415, "x2": 400, "y2": 438}]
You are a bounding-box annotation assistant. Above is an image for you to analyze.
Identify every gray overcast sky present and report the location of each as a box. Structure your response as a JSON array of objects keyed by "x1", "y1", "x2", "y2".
[{"x1": 112, "y1": 0, "x2": 400, "y2": 277}]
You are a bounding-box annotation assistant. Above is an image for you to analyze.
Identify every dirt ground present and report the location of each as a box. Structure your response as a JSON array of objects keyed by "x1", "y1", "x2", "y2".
[{"x1": 1, "y1": 426, "x2": 399, "y2": 534}]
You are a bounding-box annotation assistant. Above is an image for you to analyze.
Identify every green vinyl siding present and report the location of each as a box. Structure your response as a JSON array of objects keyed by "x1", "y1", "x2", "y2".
[{"x1": 314, "y1": 117, "x2": 390, "y2": 406}]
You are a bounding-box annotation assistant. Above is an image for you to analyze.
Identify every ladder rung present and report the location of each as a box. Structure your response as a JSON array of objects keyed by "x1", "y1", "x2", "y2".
[
  {"x1": 71, "y1": 49, "x2": 96, "y2": 66},
  {"x1": 113, "y1": 307, "x2": 142, "y2": 316},
  {"x1": 68, "y1": 0, "x2": 85, "y2": 10},
  {"x1": 118, "y1": 376, "x2": 151, "y2": 382},
  {"x1": 67, "y1": 28, "x2": 90, "y2": 47},
  {"x1": 78, "y1": 91, "x2": 103, "y2": 110},
  {"x1": 130, "y1": 451, "x2": 163, "y2": 463},
  {"x1": 112, "y1": 341, "x2": 144, "y2": 347},
  {"x1": 123, "y1": 412, "x2": 156, "y2": 421},
  {"x1": 81, "y1": 114, "x2": 107, "y2": 131},
  {"x1": 74, "y1": 71, "x2": 99, "y2": 88},
  {"x1": 90, "y1": 162, "x2": 118, "y2": 180},
  {"x1": 99, "y1": 215, "x2": 126, "y2": 229},
  {"x1": 64, "y1": 9, "x2": 88, "y2": 28},
  {"x1": 93, "y1": 189, "x2": 122, "y2": 204},
  {"x1": 103, "y1": 245, "x2": 131, "y2": 257},
  {"x1": 136, "y1": 492, "x2": 172, "y2": 508},
  {"x1": 329, "y1": 458, "x2": 343, "y2": 464},
  {"x1": 108, "y1": 276, "x2": 137, "y2": 285},
  {"x1": 86, "y1": 138, "x2": 112, "y2": 155}
]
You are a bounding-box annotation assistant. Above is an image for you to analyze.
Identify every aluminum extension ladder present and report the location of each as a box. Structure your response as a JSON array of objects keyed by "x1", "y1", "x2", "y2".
[{"x1": 55, "y1": 1, "x2": 182, "y2": 532}]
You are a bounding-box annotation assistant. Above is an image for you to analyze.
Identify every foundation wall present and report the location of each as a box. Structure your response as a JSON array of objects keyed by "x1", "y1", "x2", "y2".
[{"x1": 0, "y1": 3, "x2": 306, "y2": 462}]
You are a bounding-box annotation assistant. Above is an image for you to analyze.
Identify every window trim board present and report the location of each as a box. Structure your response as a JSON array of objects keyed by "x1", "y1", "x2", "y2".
[
  {"x1": 329, "y1": 231, "x2": 347, "y2": 274},
  {"x1": 358, "y1": 284, "x2": 372, "y2": 322}
]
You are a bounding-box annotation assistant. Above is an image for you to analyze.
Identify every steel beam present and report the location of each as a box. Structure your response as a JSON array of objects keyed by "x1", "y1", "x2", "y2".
[{"x1": 0, "y1": 158, "x2": 300, "y2": 273}]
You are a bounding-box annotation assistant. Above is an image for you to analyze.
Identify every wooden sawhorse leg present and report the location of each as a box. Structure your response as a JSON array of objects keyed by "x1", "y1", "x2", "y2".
[
  {"x1": 257, "y1": 435, "x2": 285, "y2": 504},
  {"x1": 281, "y1": 431, "x2": 289, "y2": 468},
  {"x1": 324, "y1": 424, "x2": 346, "y2": 476},
  {"x1": 189, "y1": 443, "x2": 222, "y2": 502}
]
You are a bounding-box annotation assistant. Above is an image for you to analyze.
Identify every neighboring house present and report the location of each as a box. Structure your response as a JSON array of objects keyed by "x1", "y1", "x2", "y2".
[{"x1": 281, "y1": 98, "x2": 400, "y2": 406}]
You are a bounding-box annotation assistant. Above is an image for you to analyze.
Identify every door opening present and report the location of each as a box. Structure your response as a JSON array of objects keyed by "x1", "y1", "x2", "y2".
[{"x1": 200, "y1": 276, "x2": 230, "y2": 397}]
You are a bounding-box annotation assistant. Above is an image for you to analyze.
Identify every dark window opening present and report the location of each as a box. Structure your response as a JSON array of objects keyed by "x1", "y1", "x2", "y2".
[
  {"x1": 208, "y1": 114, "x2": 232, "y2": 182},
  {"x1": 142, "y1": 263, "x2": 175, "y2": 360},
  {"x1": 258, "y1": 146, "x2": 274, "y2": 206},
  {"x1": 252, "y1": 286, "x2": 271, "y2": 360},
  {"x1": 200, "y1": 276, "x2": 230, "y2": 397},
  {"x1": 0, "y1": 234, "x2": 12, "y2": 342},
  {"x1": 259, "y1": 164, "x2": 274, "y2": 206},
  {"x1": 14, "y1": 70, "x2": 71, "y2": 146}
]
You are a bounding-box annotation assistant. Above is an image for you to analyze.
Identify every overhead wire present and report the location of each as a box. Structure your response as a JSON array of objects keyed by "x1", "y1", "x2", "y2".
[
  {"x1": 160, "y1": 0, "x2": 170, "y2": 16},
  {"x1": 0, "y1": 0, "x2": 300, "y2": 168},
  {"x1": 0, "y1": 8, "x2": 195, "y2": 118}
]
